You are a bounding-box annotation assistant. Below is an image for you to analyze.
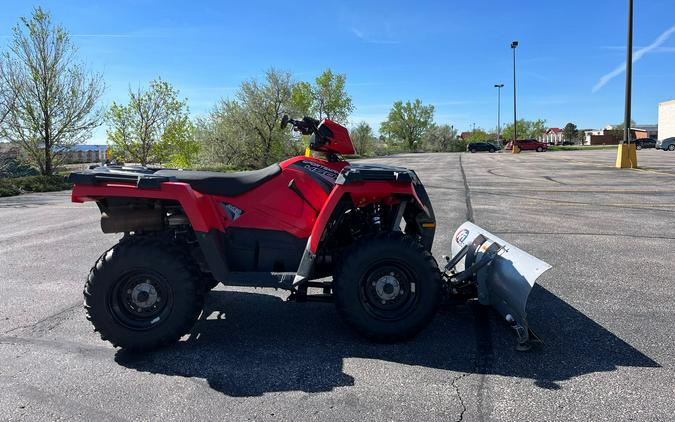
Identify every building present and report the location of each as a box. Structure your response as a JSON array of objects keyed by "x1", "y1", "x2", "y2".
[
  {"x1": 634, "y1": 124, "x2": 658, "y2": 139},
  {"x1": 540, "y1": 128, "x2": 563, "y2": 144},
  {"x1": 658, "y1": 100, "x2": 675, "y2": 140},
  {"x1": 582, "y1": 126, "x2": 649, "y2": 145},
  {"x1": 64, "y1": 145, "x2": 107, "y2": 164}
]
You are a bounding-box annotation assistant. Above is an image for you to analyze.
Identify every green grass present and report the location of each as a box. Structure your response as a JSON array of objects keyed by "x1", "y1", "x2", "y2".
[
  {"x1": 548, "y1": 145, "x2": 616, "y2": 151},
  {"x1": 0, "y1": 175, "x2": 72, "y2": 197}
]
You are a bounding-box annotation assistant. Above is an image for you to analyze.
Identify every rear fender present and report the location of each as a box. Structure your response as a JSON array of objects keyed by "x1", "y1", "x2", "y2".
[
  {"x1": 72, "y1": 182, "x2": 230, "y2": 280},
  {"x1": 72, "y1": 182, "x2": 223, "y2": 232}
]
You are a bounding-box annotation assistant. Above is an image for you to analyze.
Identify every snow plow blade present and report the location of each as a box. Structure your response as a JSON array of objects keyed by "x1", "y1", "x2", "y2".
[{"x1": 448, "y1": 222, "x2": 552, "y2": 349}]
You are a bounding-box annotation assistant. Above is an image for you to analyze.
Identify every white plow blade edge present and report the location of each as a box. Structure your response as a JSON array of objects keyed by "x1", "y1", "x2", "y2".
[{"x1": 450, "y1": 221, "x2": 552, "y2": 330}]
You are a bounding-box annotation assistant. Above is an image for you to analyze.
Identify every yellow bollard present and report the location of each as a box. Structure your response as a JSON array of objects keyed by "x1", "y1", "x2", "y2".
[
  {"x1": 615, "y1": 143, "x2": 638, "y2": 168},
  {"x1": 512, "y1": 143, "x2": 521, "y2": 154}
]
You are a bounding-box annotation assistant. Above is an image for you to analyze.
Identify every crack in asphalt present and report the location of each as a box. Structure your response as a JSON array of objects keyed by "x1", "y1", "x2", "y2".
[
  {"x1": 2, "y1": 302, "x2": 81, "y2": 336},
  {"x1": 459, "y1": 155, "x2": 473, "y2": 223},
  {"x1": 451, "y1": 371, "x2": 470, "y2": 421},
  {"x1": 458, "y1": 155, "x2": 495, "y2": 422}
]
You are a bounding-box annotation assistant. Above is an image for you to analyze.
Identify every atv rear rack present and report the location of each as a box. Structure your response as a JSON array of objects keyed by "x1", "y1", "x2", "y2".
[{"x1": 67, "y1": 166, "x2": 174, "y2": 189}]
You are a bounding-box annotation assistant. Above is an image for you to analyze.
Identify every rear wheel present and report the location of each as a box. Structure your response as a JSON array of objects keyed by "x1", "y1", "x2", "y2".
[
  {"x1": 489, "y1": 147, "x2": 496, "y2": 153},
  {"x1": 84, "y1": 237, "x2": 204, "y2": 351},
  {"x1": 669, "y1": 144, "x2": 675, "y2": 151},
  {"x1": 470, "y1": 148, "x2": 477, "y2": 153},
  {"x1": 636, "y1": 144, "x2": 642, "y2": 150},
  {"x1": 333, "y1": 232, "x2": 441, "y2": 342},
  {"x1": 536, "y1": 146, "x2": 544, "y2": 152}
]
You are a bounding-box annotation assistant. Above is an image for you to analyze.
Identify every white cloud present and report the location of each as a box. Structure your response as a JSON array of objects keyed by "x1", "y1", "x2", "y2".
[
  {"x1": 350, "y1": 27, "x2": 399, "y2": 45},
  {"x1": 593, "y1": 24, "x2": 675, "y2": 93}
]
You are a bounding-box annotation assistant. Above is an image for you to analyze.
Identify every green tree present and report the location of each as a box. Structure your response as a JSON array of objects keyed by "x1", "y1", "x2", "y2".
[
  {"x1": 290, "y1": 81, "x2": 313, "y2": 117},
  {"x1": 609, "y1": 120, "x2": 637, "y2": 141},
  {"x1": 350, "y1": 121, "x2": 375, "y2": 156},
  {"x1": 380, "y1": 99, "x2": 435, "y2": 151},
  {"x1": 287, "y1": 69, "x2": 354, "y2": 124},
  {"x1": 0, "y1": 59, "x2": 14, "y2": 127},
  {"x1": 196, "y1": 69, "x2": 300, "y2": 169},
  {"x1": 106, "y1": 79, "x2": 192, "y2": 166},
  {"x1": 194, "y1": 101, "x2": 248, "y2": 167},
  {"x1": 0, "y1": 7, "x2": 104, "y2": 175},
  {"x1": 235, "y1": 69, "x2": 297, "y2": 166},
  {"x1": 501, "y1": 119, "x2": 547, "y2": 140},
  {"x1": 423, "y1": 124, "x2": 460, "y2": 152},
  {"x1": 563, "y1": 122, "x2": 578, "y2": 143},
  {"x1": 165, "y1": 116, "x2": 198, "y2": 168},
  {"x1": 312, "y1": 69, "x2": 354, "y2": 123},
  {"x1": 576, "y1": 129, "x2": 587, "y2": 143},
  {"x1": 465, "y1": 128, "x2": 490, "y2": 142}
]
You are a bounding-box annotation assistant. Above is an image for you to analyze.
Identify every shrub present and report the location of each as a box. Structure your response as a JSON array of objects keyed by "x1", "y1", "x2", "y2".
[
  {"x1": 0, "y1": 157, "x2": 40, "y2": 178},
  {"x1": 0, "y1": 175, "x2": 72, "y2": 197}
]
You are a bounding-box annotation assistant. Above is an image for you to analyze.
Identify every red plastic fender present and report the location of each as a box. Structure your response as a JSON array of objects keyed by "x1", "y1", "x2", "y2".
[
  {"x1": 308, "y1": 181, "x2": 426, "y2": 254},
  {"x1": 71, "y1": 182, "x2": 223, "y2": 233}
]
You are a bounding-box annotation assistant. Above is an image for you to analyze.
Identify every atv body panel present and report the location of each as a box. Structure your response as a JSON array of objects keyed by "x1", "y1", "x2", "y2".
[{"x1": 69, "y1": 156, "x2": 434, "y2": 288}]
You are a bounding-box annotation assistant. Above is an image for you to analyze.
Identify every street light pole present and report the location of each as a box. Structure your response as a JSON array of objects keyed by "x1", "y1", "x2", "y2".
[
  {"x1": 494, "y1": 84, "x2": 504, "y2": 143},
  {"x1": 616, "y1": 0, "x2": 637, "y2": 168},
  {"x1": 511, "y1": 41, "x2": 519, "y2": 154},
  {"x1": 623, "y1": 0, "x2": 633, "y2": 146}
]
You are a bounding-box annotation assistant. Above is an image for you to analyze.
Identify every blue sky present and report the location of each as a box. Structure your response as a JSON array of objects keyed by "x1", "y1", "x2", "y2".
[{"x1": 1, "y1": 0, "x2": 674, "y2": 143}]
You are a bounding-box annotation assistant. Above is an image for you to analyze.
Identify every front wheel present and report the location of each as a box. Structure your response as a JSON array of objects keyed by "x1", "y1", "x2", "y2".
[
  {"x1": 669, "y1": 144, "x2": 675, "y2": 151},
  {"x1": 636, "y1": 144, "x2": 642, "y2": 150},
  {"x1": 333, "y1": 232, "x2": 441, "y2": 342},
  {"x1": 536, "y1": 146, "x2": 544, "y2": 152},
  {"x1": 84, "y1": 237, "x2": 204, "y2": 351},
  {"x1": 470, "y1": 148, "x2": 477, "y2": 153}
]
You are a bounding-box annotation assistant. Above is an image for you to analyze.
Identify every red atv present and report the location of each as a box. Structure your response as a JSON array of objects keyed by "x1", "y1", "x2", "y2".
[{"x1": 68, "y1": 116, "x2": 550, "y2": 351}]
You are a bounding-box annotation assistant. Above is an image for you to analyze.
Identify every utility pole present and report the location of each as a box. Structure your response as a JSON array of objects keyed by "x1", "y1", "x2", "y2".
[
  {"x1": 511, "y1": 41, "x2": 519, "y2": 154},
  {"x1": 616, "y1": 0, "x2": 637, "y2": 168},
  {"x1": 624, "y1": 0, "x2": 633, "y2": 147},
  {"x1": 495, "y1": 84, "x2": 504, "y2": 144}
]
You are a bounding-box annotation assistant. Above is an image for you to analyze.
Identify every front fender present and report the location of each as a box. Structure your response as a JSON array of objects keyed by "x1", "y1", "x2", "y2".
[{"x1": 308, "y1": 181, "x2": 425, "y2": 254}]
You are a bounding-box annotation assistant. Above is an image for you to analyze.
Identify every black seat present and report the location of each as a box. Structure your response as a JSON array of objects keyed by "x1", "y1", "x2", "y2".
[{"x1": 154, "y1": 164, "x2": 281, "y2": 196}]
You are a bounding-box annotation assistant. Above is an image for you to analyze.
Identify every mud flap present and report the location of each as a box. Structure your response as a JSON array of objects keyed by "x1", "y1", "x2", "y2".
[{"x1": 450, "y1": 222, "x2": 551, "y2": 348}]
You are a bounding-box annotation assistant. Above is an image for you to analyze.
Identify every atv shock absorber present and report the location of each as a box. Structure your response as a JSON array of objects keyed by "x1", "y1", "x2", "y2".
[{"x1": 371, "y1": 204, "x2": 382, "y2": 231}]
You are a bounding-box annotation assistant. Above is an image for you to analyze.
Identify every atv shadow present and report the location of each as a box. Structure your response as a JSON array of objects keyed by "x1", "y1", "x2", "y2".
[{"x1": 115, "y1": 285, "x2": 658, "y2": 396}]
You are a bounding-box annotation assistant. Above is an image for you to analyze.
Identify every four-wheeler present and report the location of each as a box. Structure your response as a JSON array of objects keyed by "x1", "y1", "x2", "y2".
[
  {"x1": 467, "y1": 142, "x2": 500, "y2": 153},
  {"x1": 505, "y1": 139, "x2": 548, "y2": 152},
  {"x1": 68, "y1": 115, "x2": 550, "y2": 351}
]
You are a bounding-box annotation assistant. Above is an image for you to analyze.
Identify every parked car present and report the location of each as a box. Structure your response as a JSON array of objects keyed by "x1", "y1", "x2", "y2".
[
  {"x1": 505, "y1": 139, "x2": 548, "y2": 152},
  {"x1": 635, "y1": 138, "x2": 657, "y2": 150},
  {"x1": 467, "y1": 142, "x2": 500, "y2": 153},
  {"x1": 655, "y1": 137, "x2": 675, "y2": 151}
]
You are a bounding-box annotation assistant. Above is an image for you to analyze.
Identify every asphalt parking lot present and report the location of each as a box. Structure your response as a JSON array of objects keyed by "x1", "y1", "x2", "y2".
[{"x1": 1, "y1": 149, "x2": 674, "y2": 421}]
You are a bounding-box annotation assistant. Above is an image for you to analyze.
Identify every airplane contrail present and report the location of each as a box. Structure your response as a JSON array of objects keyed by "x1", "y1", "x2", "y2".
[{"x1": 592, "y1": 24, "x2": 675, "y2": 93}]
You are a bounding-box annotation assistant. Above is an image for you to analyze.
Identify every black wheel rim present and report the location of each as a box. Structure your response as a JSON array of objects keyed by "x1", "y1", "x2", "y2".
[
  {"x1": 108, "y1": 269, "x2": 174, "y2": 330},
  {"x1": 359, "y1": 261, "x2": 418, "y2": 321}
]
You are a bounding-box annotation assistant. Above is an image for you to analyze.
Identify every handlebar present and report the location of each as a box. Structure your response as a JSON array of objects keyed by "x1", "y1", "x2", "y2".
[{"x1": 280, "y1": 115, "x2": 320, "y2": 136}]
